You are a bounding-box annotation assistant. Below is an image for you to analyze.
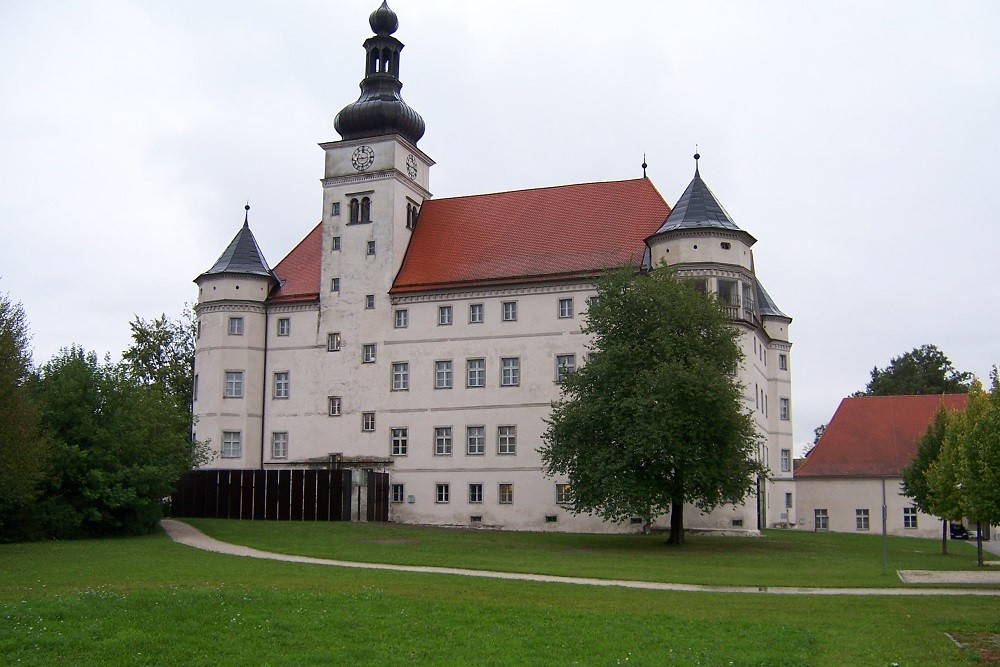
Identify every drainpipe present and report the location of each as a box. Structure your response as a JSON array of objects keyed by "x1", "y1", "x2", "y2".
[{"x1": 260, "y1": 306, "x2": 269, "y2": 470}]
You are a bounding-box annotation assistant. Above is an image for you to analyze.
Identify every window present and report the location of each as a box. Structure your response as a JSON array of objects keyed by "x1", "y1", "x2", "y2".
[
  {"x1": 502, "y1": 301, "x2": 517, "y2": 322},
  {"x1": 468, "y1": 483, "x2": 483, "y2": 504},
  {"x1": 779, "y1": 353, "x2": 788, "y2": 371},
  {"x1": 814, "y1": 509, "x2": 829, "y2": 531},
  {"x1": 780, "y1": 398, "x2": 790, "y2": 421},
  {"x1": 903, "y1": 507, "x2": 918, "y2": 529},
  {"x1": 328, "y1": 396, "x2": 342, "y2": 417},
  {"x1": 856, "y1": 509, "x2": 870, "y2": 531},
  {"x1": 271, "y1": 432, "x2": 288, "y2": 459},
  {"x1": 362, "y1": 412, "x2": 375, "y2": 432},
  {"x1": 555, "y1": 354, "x2": 576, "y2": 382},
  {"x1": 558, "y1": 298, "x2": 573, "y2": 318},
  {"x1": 785, "y1": 492, "x2": 793, "y2": 509},
  {"x1": 363, "y1": 344, "x2": 377, "y2": 363},
  {"x1": 498, "y1": 483, "x2": 513, "y2": 504},
  {"x1": 332, "y1": 236, "x2": 341, "y2": 251},
  {"x1": 222, "y1": 431, "x2": 241, "y2": 458},
  {"x1": 434, "y1": 427, "x2": 453, "y2": 455},
  {"x1": 365, "y1": 294, "x2": 375, "y2": 310},
  {"x1": 391, "y1": 428, "x2": 408, "y2": 456},
  {"x1": 394, "y1": 309, "x2": 408, "y2": 328},
  {"x1": 327, "y1": 332, "x2": 341, "y2": 351},
  {"x1": 500, "y1": 357, "x2": 520, "y2": 386},
  {"x1": 391, "y1": 362, "x2": 409, "y2": 390},
  {"x1": 406, "y1": 202, "x2": 418, "y2": 229},
  {"x1": 434, "y1": 360, "x2": 453, "y2": 389},
  {"x1": 277, "y1": 318, "x2": 290, "y2": 336},
  {"x1": 436, "y1": 483, "x2": 450, "y2": 503},
  {"x1": 349, "y1": 198, "x2": 360, "y2": 224},
  {"x1": 193, "y1": 374, "x2": 198, "y2": 402},
  {"x1": 331, "y1": 277, "x2": 340, "y2": 292},
  {"x1": 196, "y1": 319, "x2": 201, "y2": 339},
  {"x1": 556, "y1": 483, "x2": 572, "y2": 504},
  {"x1": 224, "y1": 371, "x2": 244, "y2": 398},
  {"x1": 366, "y1": 239, "x2": 376, "y2": 256},
  {"x1": 469, "y1": 303, "x2": 484, "y2": 324},
  {"x1": 497, "y1": 425, "x2": 516, "y2": 455},
  {"x1": 437, "y1": 305, "x2": 453, "y2": 326},
  {"x1": 331, "y1": 201, "x2": 341, "y2": 216},
  {"x1": 467, "y1": 358, "x2": 485, "y2": 387},
  {"x1": 360, "y1": 197, "x2": 371, "y2": 223},
  {"x1": 466, "y1": 426, "x2": 485, "y2": 455},
  {"x1": 780, "y1": 449, "x2": 791, "y2": 472},
  {"x1": 391, "y1": 484, "x2": 405, "y2": 503},
  {"x1": 273, "y1": 371, "x2": 290, "y2": 399},
  {"x1": 228, "y1": 317, "x2": 244, "y2": 336}
]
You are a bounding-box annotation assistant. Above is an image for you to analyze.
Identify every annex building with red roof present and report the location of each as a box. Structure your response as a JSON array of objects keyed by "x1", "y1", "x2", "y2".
[
  {"x1": 190, "y1": 2, "x2": 795, "y2": 533},
  {"x1": 795, "y1": 394, "x2": 968, "y2": 537}
]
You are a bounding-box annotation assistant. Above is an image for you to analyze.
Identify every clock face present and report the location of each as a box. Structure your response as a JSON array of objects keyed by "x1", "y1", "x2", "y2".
[
  {"x1": 351, "y1": 145, "x2": 375, "y2": 172},
  {"x1": 406, "y1": 154, "x2": 418, "y2": 180}
]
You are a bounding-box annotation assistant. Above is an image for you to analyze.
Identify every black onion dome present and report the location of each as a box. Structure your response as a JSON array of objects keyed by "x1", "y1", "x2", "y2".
[{"x1": 334, "y1": 2, "x2": 425, "y2": 146}]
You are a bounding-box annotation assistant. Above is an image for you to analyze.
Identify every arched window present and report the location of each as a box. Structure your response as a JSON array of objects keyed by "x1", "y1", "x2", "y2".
[
  {"x1": 350, "y1": 198, "x2": 360, "y2": 224},
  {"x1": 381, "y1": 47, "x2": 391, "y2": 72},
  {"x1": 360, "y1": 197, "x2": 372, "y2": 223},
  {"x1": 368, "y1": 49, "x2": 378, "y2": 75}
]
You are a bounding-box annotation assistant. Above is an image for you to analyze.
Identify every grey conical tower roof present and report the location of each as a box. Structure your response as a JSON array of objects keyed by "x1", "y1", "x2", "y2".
[
  {"x1": 197, "y1": 208, "x2": 275, "y2": 281},
  {"x1": 650, "y1": 162, "x2": 756, "y2": 244}
]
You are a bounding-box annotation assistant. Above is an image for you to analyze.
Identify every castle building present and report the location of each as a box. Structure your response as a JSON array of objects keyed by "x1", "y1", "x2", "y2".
[{"x1": 192, "y1": 2, "x2": 795, "y2": 532}]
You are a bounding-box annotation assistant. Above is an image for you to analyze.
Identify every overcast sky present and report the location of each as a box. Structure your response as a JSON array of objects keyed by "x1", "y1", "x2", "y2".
[{"x1": 2, "y1": 1, "x2": 998, "y2": 453}]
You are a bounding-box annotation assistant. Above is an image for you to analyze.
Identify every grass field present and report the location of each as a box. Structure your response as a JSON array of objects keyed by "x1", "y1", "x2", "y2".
[{"x1": 1, "y1": 521, "x2": 998, "y2": 666}]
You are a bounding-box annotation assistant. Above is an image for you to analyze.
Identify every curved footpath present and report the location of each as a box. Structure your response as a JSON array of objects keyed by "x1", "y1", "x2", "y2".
[{"x1": 160, "y1": 519, "x2": 1000, "y2": 597}]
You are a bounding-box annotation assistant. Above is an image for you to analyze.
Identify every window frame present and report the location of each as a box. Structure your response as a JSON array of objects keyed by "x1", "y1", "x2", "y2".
[
  {"x1": 497, "y1": 425, "x2": 516, "y2": 455},
  {"x1": 469, "y1": 303, "x2": 484, "y2": 324},
  {"x1": 273, "y1": 371, "x2": 290, "y2": 399},
  {"x1": 331, "y1": 235, "x2": 341, "y2": 251},
  {"x1": 363, "y1": 344, "x2": 377, "y2": 364},
  {"x1": 437, "y1": 305, "x2": 453, "y2": 326},
  {"x1": 221, "y1": 431, "x2": 242, "y2": 458},
  {"x1": 502, "y1": 301, "x2": 517, "y2": 322},
  {"x1": 434, "y1": 360, "x2": 453, "y2": 389},
  {"x1": 498, "y1": 483, "x2": 513, "y2": 504},
  {"x1": 365, "y1": 294, "x2": 375, "y2": 310},
  {"x1": 780, "y1": 449, "x2": 791, "y2": 472},
  {"x1": 856, "y1": 508, "x2": 870, "y2": 531},
  {"x1": 778, "y1": 353, "x2": 788, "y2": 371},
  {"x1": 555, "y1": 354, "x2": 576, "y2": 382},
  {"x1": 779, "y1": 398, "x2": 790, "y2": 421},
  {"x1": 228, "y1": 317, "x2": 244, "y2": 336},
  {"x1": 500, "y1": 357, "x2": 520, "y2": 387},
  {"x1": 366, "y1": 239, "x2": 376, "y2": 256},
  {"x1": 814, "y1": 508, "x2": 829, "y2": 531},
  {"x1": 434, "y1": 426, "x2": 453, "y2": 456},
  {"x1": 328, "y1": 396, "x2": 342, "y2": 417},
  {"x1": 391, "y1": 427, "x2": 408, "y2": 456},
  {"x1": 271, "y1": 432, "x2": 288, "y2": 460},
  {"x1": 362, "y1": 412, "x2": 376, "y2": 432},
  {"x1": 224, "y1": 370, "x2": 244, "y2": 398},
  {"x1": 436, "y1": 483, "x2": 450, "y2": 504},
  {"x1": 903, "y1": 507, "x2": 918, "y2": 529},
  {"x1": 468, "y1": 483, "x2": 483, "y2": 504},
  {"x1": 276, "y1": 317, "x2": 291, "y2": 337},
  {"x1": 394, "y1": 309, "x2": 408, "y2": 329},
  {"x1": 391, "y1": 362, "x2": 409, "y2": 391},
  {"x1": 327, "y1": 332, "x2": 342, "y2": 352},
  {"x1": 466, "y1": 426, "x2": 485, "y2": 455},
  {"x1": 467, "y1": 358, "x2": 486, "y2": 387},
  {"x1": 331, "y1": 277, "x2": 340, "y2": 293},
  {"x1": 556, "y1": 483, "x2": 572, "y2": 504},
  {"x1": 391, "y1": 483, "x2": 405, "y2": 503},
  {"x1": 558, "y1": 298, "x2": 574, "y2": 319}
]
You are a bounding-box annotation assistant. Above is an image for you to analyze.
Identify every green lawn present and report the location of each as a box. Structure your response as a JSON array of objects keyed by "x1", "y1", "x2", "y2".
[{"x1": 0, "y1": 524, "x2": 997, "y2": 666}]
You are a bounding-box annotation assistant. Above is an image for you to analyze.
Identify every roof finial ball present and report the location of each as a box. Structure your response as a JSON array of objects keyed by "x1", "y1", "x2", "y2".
[
  {"x1": 244, "y1": 202, "x2": 251, "y2": 226},
  {"x1": 693, "y1": 146, "x2": 701, "y2": 175},
  {"x1": 642, "y1": 153, "x2": 648, "y2": 178},
  {"x1": 370, "y1": 1, "x2": 399, "y2": 35}
]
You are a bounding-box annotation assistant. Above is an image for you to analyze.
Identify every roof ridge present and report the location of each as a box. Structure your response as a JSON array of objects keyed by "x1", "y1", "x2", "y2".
[{"x1": 430, "y1": 177, "x2": 651, "y2": 202}]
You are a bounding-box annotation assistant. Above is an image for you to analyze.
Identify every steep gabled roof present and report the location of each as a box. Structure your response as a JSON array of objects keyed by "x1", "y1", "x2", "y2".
[
  {"x1": 198, "y1": 220, "x2": 275, "y2": 281},
  {"x1": 270, "y1": 222, "x2": 322, "y2": 303},
  {"x1": 648, "y1": 167, "x2": 756, "y2": 245},
  {"x1": 391, "y1": 178, "x2": 671, "y2": 293},
  {"x1": 795, "y1": 394, "x2": 968, "y2": 478}
]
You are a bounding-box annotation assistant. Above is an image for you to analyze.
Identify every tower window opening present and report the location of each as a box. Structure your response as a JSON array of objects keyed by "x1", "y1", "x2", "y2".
[
  {"x1": 381, "y1": 47, "x2": 391, "y2": 73},
  {"x1": 360, "y1": 197, "x2": 372, "y2": 223},
  {"x1": 350, "y1": 198, "x2": 361, "y2": 224}
]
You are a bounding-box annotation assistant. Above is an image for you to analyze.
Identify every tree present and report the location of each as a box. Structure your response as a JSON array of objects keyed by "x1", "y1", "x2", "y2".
[
  {"x1": 902, "y1": 404, "x2": 961, "y2": 554},
  {"x1": 540, "y1": 267, "x2": 765, "y2": 545},
  {"x1": 856, "y1": 344, "x2": 973, "y2": 396},
  {"x1": 121, "y1": 309, "x2": 196, "y2": 410},
  {"x1": 0, "y1": 293, "x2": 52, "y2": 538},
  {"x1": 959, "y1": 372, "x2": 1000, "y2": 565}
]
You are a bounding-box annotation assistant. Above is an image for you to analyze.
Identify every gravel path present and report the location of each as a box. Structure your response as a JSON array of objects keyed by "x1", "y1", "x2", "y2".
[{"x1": 160, "y1": 519, "x2": 1000, "y2": 597}]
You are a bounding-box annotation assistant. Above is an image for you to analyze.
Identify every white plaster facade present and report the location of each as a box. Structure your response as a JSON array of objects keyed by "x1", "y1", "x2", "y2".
[{"x1": 796, "y1": 477, "x2": 941, "y2": 539}]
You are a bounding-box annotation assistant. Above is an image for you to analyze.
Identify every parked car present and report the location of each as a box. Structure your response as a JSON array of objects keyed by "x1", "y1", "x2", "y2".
[{"x1": 950, "y1": 522, "x2": 970, "y2": 540}]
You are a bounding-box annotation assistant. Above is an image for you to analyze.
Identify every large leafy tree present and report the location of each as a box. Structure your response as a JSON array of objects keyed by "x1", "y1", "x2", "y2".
[
  {"x1": 121, "y1": 309, "x2": 196, "y2": 410},
  {"x1": 856, "y1": 344, "x2": 973, "y2": 396},
  {"x1": 902, "y1": 405, "x2": 961, "y2": 553},
  {"x1": 541, "y1": 267, "x2": 764, "y2": 545},
  {"x1": 959, "y1": 373, "x2": 1000, "y2": 562}
]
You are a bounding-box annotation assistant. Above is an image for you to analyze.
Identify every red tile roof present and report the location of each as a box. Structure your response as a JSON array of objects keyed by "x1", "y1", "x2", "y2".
[
  {"x1": 391, "y1": 178, "x2": 670, "y2": 293},
  {"x1": 270, "y1": 222, "x2": 322, "y2": 303},
  {"x1": 795, "y1": 394, "x2": 968, "y2": 478}
]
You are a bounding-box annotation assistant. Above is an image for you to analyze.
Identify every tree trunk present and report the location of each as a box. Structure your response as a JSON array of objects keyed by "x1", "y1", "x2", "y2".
[
  {"x1": 977, "y1": 521, "x2": 984, "y2": 567},
  {"x1": 941, "y1": 520, "x2": 948, "y2": 555},
  {"x1": 667, "y1": 500, "x2": 684, "y2": 545}
]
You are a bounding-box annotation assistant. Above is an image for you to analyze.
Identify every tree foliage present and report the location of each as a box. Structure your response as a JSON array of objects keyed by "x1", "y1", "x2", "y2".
[
  {"x1": 540, "y1": 267, "x2": 765, "y2": 545},
  {"x1": 856, "y1": 344, "x2": 973, "y2": 397},
  {"x1": 902, "y1": 404, "x2": 960, "y2": 553},
  {"x1": 121, "y1": 309, "x2": 196, "y2": 410}
]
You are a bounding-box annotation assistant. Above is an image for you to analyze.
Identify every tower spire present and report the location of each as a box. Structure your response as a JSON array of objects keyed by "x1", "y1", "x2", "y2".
[{"x1": 694, "y1": 145, "x2": 700, "y2": 176}]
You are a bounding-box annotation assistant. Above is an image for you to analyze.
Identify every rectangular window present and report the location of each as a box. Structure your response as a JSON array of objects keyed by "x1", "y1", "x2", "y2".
[
  {"x1": 391, "y1": 362, "x2": 409, "y2": 390},
  {"x1": 224, "y1": 371, "x2": 244, "y2": 398},
  {"x1": 221, "y1": 431, "x2": 241, "y2": 458},
  {"x1": 277, "y1": 317, "x2": 290, "y2": 336},
  {"x1": 391, "y1": 427, "x2": 408, "y2": 456},
  {"x1": 437, "y1": 305, "x2": 453, "y2": 326},
  {"x1": 271, "y1": 432, "x2": 288, "y2": 459},
  {"x1": 903, "y1": 507, "x2": 918, "y2": 529},
  {"x1": 558, "y1": 298, "x2": 574, "y2": 318},
  {"x1": 856, "y1": 508, "x2": 870, "y2": 531},
  {"x1": 365, "y1": 294, "x2": 375, "y2": 309},
  {"x1": 779, "y1": 353, "x2": 788, "y2": 371},
  {"x1": 556, "y1": 483, "x2": 572, "y2": 504},
  {"x1": 498, "y1": 483, "x2": 513, "y2": 504},
  {"x1": 466, "y1": 426, "x2": 485, "y2": 455},
  {"x1": 502, "y1": 301, "x2": 517, "y2": 322},
  {"x1": 273, "y1": 371, "x2": 290, "y2": 399},
  {"x1": 500, "y1": 357, "x2": 520, "y2": 386},
  {"x1": 332, "y1": 236, "x2": 341, "y2": 251},
  {"x1": 468, "y1": 483, "x2": 483, "y2": 504},
  {"x1": 331, "y1": 277, "x2": 340, "y2": 292},
  {"x1": 362, "y1": 412, "x2": 375, "y2": 432},
  {"x1": 366, "y1": 239, "x2": 376, "y2": 256},
  {"x1": 434, "y1": 427, "x2": 453, "y2": 455},
  {"x1": 436, "y1": 483, "x2": 450, "y2": 503},
  {"x1": 555, "y1": 354, "x2": 576, "y2": 381},
  {"x1": 434, "y1": 360, "x2": 453, "y2": 389},
  {"x1": 193, "y1": 374, "x2": 199, "y2": 402},
  {"x1": 467, "y1": 358, "x2": 485, "y2": 387},
  {"x1": 814, "y1": 509, "x2": 829, "y2": 531},
  {"x1": 469, "y1": 303, "x2": 484, "y2": 324},
  {"x1": 394, "y1": 309, "x2": 408, "y2": 329},
  {"x1": 391, "y1": 483, "x2": 404, "y2": 503},
  {"x1": 327, "y1": 332, "x2": 341, "y2": 351},
  {"x1": 780, "y1": 449, "x2": 791, "y2": 472},
  {"x1": 363, "y1": 344, "x2": 377, "y2": 363},
  {"x1": 497, "y1": 425, "x2": 516, "y2": 455},
  {"x1": 331, "y1": 201, "x2": 341, "y2": 216},
  {"x1": 779, "y1": 398, "x2": 790, "y2": 421},
  {"x1": 785, "y1": 492, "x2": 793, "y2": 509},
  {"x1": 328, "y1": 396, "x2": 342, "y2": 417},
  {"x1": 228, "y1": 317, "x2": 244, "y2": 336},
  {"x1": 196, "y1": 319, "x2": 201, "y2": 339}
]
